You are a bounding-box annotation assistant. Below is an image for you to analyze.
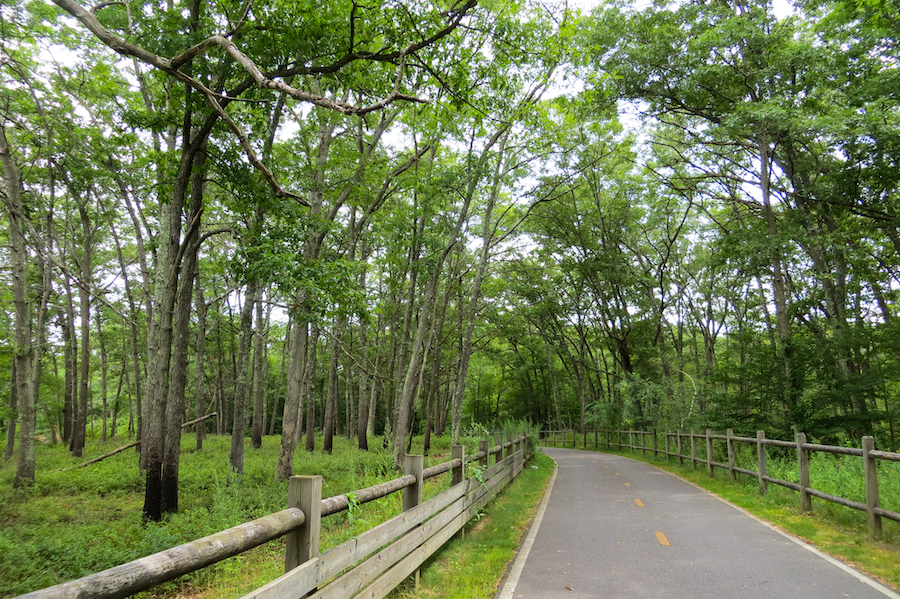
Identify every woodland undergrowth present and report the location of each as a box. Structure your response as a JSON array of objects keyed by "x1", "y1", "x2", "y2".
[{"x1": 0, "y1": 433, "x2": 466, "y2": 598}]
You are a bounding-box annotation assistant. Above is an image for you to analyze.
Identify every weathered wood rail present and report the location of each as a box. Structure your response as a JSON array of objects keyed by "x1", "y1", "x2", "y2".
[
  {"x1": 16, "y1": 433, "x2": 531, "y2": 599},
  {"x1": 541, "y1": 428, "x2": 899, "y2": 540}
]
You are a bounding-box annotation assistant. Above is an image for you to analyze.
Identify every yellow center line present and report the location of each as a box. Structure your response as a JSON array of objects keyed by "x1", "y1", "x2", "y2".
[
  {"x1": 634, "y1": 498, "x2": 644, "y2": 507},
  {"x1": 615, "y1": 472, "x2": 621, "y2": 476},
  {"x1": 624, "y1": 482, "x2": 631, "y2": 487},
  {"x1": 655, "y1": 532, "x2": 671, "y2": 546}
]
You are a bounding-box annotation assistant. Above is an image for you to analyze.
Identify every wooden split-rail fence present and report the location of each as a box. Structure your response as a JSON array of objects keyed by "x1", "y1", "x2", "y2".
[
  {"x1": 17, "y1": 433, "x2": 531, "y2": 599},
  {"x1": 541, "y1": 428, "x2": 900, "y2": 541}
]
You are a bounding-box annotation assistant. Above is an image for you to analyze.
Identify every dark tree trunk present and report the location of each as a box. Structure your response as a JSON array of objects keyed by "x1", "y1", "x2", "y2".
[{"x1": 161, "y1": 142, "x2": 204, "y2": 512}]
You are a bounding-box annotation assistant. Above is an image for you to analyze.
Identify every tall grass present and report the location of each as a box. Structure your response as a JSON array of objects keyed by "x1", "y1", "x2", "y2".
[{"x1": 0, "y1": 433, "x2": 474, "y2": 598}]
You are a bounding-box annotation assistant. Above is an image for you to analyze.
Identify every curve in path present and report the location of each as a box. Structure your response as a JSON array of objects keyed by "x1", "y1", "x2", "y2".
[{"x1": 499, "y1": 448, "x2": 899, "y2": 599}]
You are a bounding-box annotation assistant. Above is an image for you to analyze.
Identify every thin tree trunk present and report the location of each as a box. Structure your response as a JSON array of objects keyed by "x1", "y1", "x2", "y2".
[
  {"x1": 96, "y1": 308, "x2": 109, "y2": 442},
  {"x1": 70, "y1": 201, "x2": 93, "y2": 458},
  {"x1": 367, "y1": 350, "x2": 381, "y2": 438},
  {"x1": 357, "y1": 294, "x2": 370, "y2": 450},
  {"x1": 111, "y1": 356, "x2": 125, "y2": 439},
  {"x1": 63, "y1": 275, "x2": 77, "y2": 449},
  {"x1": 4, "y1": 360, "x2": 17, "y2": 461},
  {"x1": 1, "y1": 127, "x2": 35, "y2": 486},
  {"x1": 275, "y1": 318, "x2": 305, "y2": 479},
  {"x1": 109, "y1": 222, "x2": 145, "y2": 453},
  {"x1": 323, "y1": 313, "x2": 343, "y2": 453},
  {"x1": 250, "y1": 287, "x2": 268, "y2": 449},
  {"x1": 270, "y1": 318, "x2": 291, "y2": 437},
  {"x1": 194, "y1": 278, "x2": 208, "y2": 450},
  {"x1": 305, "y1": 323, "x2": 321, "y2": 452},
  {"x1": 231, "y1": 279, "x2": 258, "y2": 475}
]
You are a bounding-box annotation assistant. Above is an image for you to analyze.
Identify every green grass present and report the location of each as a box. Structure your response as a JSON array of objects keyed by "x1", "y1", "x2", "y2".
[
  {"x1": 0, "y1": 433, "x2": 474, "y2": 599},
  {"x1": 388, "y1": 450, "x2": 555, "y2": 599},
  {"x1": 543, "y1": 438, "x2": 900, "y2": 592}
]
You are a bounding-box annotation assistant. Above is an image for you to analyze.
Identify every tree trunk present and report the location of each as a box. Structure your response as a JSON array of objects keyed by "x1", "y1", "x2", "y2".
[
  {"x1": 70, "y1": 201, "x2": 93, "y2": 458},
  {"x1": 275, "y1": 317, "x2": 305, "y2": 479},
  {"x1": 367, "y1": 350, "x2": 381, "y2": 438},
  {"x1": 251, "y1": 287, "x2": 268, "y2": 449},
  {"x1": 63, "y1": 276, "x2": 77, "y2": 449},
  {"x1": 304, "y1": 324, "x2": 321, "y2": 452},
  {"x1": 270, "y1": 317, "x2": 291, "y2": 436},
  {"x1": 161, "y1": 142, "x2": 204, "y2": 512},
  {"x1": 110, "y1": 221, "x2": 145, "y2": 454},
  {"x1": 356, "y1": 298, "x2": 370, "y2": 450},
  {"x1": 193, "y1": 278, "x2": 208, "y2": 450},
  {"x1": 30, "y1": 229, "x2": 51, "y2": 444},
  {"x1": 323, "y1": 313, "x2": 344, "y2": 453},
  {"x1": 4, "y1": 360, "x2": 17, "y2": 461},
  {"x1": 231, "y1": 279, "x2": 258, "y2": 475},
  {"x1": 758, "y1": 135, "x2": 798, "y2": 419},
  {"x1": 96, "y1": 308, "x2": 109, "y2": 442},
  {"x1": 1, "y1": 126, "x2": 36, "y2": 487},
  {"x1": 142, "y1": 142, "x2": 188, "y2": 521}
]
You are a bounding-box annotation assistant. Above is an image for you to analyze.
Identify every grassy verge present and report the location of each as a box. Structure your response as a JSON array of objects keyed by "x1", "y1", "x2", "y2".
[
  {"x1": 388, "y1": 450, "x2": 555, "y2": 599},
  {"x1": 549, "y1": 442, "x2": 900, "y2": 592}
]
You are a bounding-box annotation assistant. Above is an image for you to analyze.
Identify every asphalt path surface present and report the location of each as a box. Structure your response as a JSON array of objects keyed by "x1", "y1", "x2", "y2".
[{"x1": 500, "y1": 447, "x2": 899, "y2": 599}]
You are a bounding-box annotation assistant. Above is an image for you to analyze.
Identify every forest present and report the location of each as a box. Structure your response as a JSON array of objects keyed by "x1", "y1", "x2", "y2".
[{"x1": 2, "y1": 0, "x2": 900, "y2": 519}]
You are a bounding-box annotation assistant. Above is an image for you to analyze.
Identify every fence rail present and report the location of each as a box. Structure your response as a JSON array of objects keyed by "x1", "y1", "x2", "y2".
[
  {"x1": 540, "y1": 428, "x2": 899, "y2": 540},
  {"x1": 17, "y1": 433, "x2": 531, "y2": 599}
]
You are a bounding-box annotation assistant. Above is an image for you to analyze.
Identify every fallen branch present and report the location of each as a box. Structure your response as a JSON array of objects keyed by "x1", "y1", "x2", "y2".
[{"x1": 57, "y1": 413, "x2": 218, "y2": 471}]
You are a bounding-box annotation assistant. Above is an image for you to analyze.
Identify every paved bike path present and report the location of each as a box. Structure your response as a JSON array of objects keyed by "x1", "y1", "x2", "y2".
[{"x1": 500, "y1": 448, "x2": 899, "y2": 599}]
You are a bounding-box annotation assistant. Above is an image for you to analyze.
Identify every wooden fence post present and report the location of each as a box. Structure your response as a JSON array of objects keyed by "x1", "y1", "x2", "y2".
[
  {"x1": 652, "y1": 429, "x2": 658, "y2": 457},
  {"x1": 706, "y1": 429, "x2": 714, "y2": 478},
  {"x1": 797, "y1": 433, "x2": 812, "y2": 513},
  {"x1": 863, "y1": 436, "x2": 883, "y2": 540},
  {"x1": 403, "y1": 455, "x2": 424, "y2": 512},
  {"x1": 727, "y1": 429, "x2": 736, "y2": 482},
  {"x1": 285, "y1": 475, "x2": 322, "y2": 572},
  {"x1": 629, "y1": 431, "x2": 634, "y2": 453},
  {"x1": 664, "y1": 430, "x2": 670, "y2": 463},
  {"x1": 756, "y1": 430, "x2": 767, "y2": 496},
  {"x1": 690, "y1": 429, "x2": 697, "y2": 470},
  {"x1": 641, "y1": 431, "x2": 646, "y2": 457},
  {"x1": 495, "y1": 437, "x2": 503, "y2": 464},
  {"x1": 479, "y1": 439, "x2": 489, "y2": 468},
  {"x1": 677, "y1": 430, "x2": 684, "y2": 467},
  {"x1": 452, "y1": 445, "x2": 465, "y2": 486}
]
